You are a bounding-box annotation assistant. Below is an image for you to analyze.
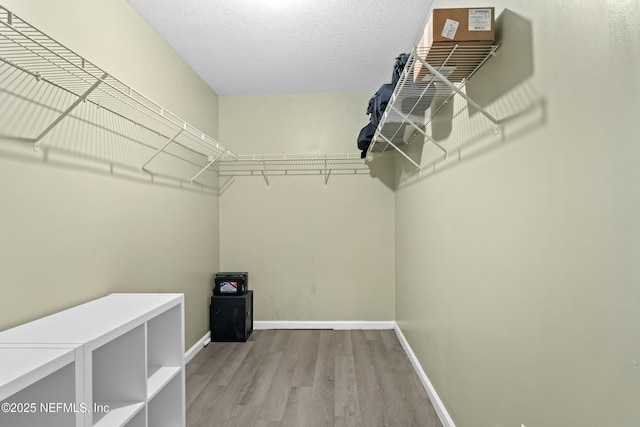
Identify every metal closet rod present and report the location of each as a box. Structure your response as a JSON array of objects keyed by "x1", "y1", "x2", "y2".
[
  {"x1": 216, "y1": 153, "x2": 369, "y2": 186},
  {"x1": 223, "y1": 153, "x2": 366, "y2": 160},
  {"x1": 216, "y1": 154, "x2": 367, "y2": 170}
]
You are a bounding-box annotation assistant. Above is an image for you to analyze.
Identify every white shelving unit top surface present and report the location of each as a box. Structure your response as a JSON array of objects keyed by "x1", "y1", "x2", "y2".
[
  {"x1": 0, "y1": 294, "x2": 182, "y2": 345},
  {"x1": 0, "y1": 347, "x2": 74, "y2": 401}
]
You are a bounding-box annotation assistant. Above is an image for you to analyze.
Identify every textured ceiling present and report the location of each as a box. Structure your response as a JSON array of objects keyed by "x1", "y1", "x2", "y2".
[{"x1": 126, "y1": 0, "x2": 433, "y2": 95}]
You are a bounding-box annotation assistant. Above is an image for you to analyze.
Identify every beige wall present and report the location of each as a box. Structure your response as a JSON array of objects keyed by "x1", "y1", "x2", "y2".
[
  {"x1": 395, "y1": 1, "x2": 640, "y2": 426},
  {"x1": 0, "y1": 0, "x2": 220, "y2": 350},
  {"x1": 219, "y1": 93, "x2": 395, "y2": 321},
  {"x1": 5, "y1": 3, "x2": 638, "y2": 425}
]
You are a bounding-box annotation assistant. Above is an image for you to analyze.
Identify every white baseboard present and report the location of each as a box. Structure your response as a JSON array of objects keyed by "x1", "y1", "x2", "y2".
[
  {"x1": 253, "y1": 320, "x2": 396, "y2": 330},
  {"x1": 185, "y1": 321, "x2": 392, "y2": 363},
  {"x1": 185, "y1": 330, "x2": 211, "y2": 364},
  {"x1": 186, "y1": 322, "x2": 392, "y2": 362},
  {"x1": 393, "y1": 322, "x2": 456, "y2": 427}
]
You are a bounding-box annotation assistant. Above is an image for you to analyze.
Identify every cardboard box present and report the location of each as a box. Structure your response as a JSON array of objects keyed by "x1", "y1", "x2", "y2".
[
  {"x1": 426, "y1": 7, "x2": 495, "y2": 45},
  {"x1": 415, "y1": 7, "x2": 495, "y2": 83}
]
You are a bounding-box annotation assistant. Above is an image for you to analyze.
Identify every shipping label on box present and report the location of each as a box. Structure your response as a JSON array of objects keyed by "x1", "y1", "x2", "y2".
[
  {"x1": 441, "y1": 19, "x2": 459, "y2": 40},
  {"x1": 468, "y1": 8, "x2": 493, "y2": 31}
]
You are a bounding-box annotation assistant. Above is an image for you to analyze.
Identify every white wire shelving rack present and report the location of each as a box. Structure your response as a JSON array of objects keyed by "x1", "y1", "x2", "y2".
[
  {"x1": 216, "y1": 153, "x2": 370, "y2": 187},
  {"x1": 0, "y1": 6, "x2": 370, "y2": 189},
  {"x1": 0, "y1": 5, "x2": 237, "y2": 189},
  {"x1": 367, "y1": 43, "x2": 500, "y2": 169}
]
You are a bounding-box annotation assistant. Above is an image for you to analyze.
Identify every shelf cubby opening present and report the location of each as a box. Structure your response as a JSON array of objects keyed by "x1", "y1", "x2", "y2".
[
  {"x1": 148, "y1": 373, "x2": 184, "y2": 427},
  {"x1": 147, "y1": 304, "x2": 183, "y2": 399},
  {"x1": 123, "y1": 405, "x2": 146, "y2": 427},
  {"x1": 0, "y1": 362, "x2": 76, "y2": 427},
  {"x1": 91, "y1": 324, "x2": 146, "y2": 427}
]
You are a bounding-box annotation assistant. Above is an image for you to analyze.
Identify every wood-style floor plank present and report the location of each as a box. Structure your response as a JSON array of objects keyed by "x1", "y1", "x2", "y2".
[
  {"x1": 334, "y1": 355, "x2": 362, "y2": 427},
  {"x1": 258, "y1": 331, "x2": 294, "y2": 422},
  {"x1": 306, "y1": 330, "x2": 336, "y2": 427},
  {"x1": 280, "y1": 386, "x2": 313, "y2": 427},
  {"x1": 351, "y1": 330, "x2": 387, "y2": 427},
  {"x1": 186, "y1": 330, "x2": 442, "y2": 427}
]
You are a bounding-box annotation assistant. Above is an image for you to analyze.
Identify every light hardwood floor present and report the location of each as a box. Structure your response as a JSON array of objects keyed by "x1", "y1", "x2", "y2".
[{"x1": 186, "y1": 329, "x2": 442, "y2": 427}]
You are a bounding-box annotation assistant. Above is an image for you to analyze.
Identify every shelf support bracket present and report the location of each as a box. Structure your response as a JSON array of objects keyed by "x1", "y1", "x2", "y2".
[
  {"x1": 140, "y1": 127, "x2": 184, "y2": 171},
  {"x1": 190, "y1": 152, "x2": 224, "y2": 183},
  {"x1": 323, "y1": 157, "x2": 331, "y2": 186},
  {"x1": 390, "y1": 106, "x2": 447, "y2": 156},
  {"x1": 33, "y1": 73, "x2": 108, "y2": 152},
  {"x1": 416, "y1": 56, "x2": 499, "y2": 124},
  {"x1": 219, "y1": 175, "x2": 235, "y2": 194},
  {"x1": 261, "y1": 161, "x2": 270, "y2": 187},
  {"x1": 378, "y1": 133, "x2": 421, "y2": 170},
  {"x1": 324, "y1": 156, "x2": 331, "y2": 188},
  {"x1": 324, "y1": 169, "x2": 332, "y2": 187}
]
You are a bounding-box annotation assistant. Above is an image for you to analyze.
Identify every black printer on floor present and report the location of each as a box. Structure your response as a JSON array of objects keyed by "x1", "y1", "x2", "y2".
[
  {"x1": 213, "y1": 271, "x2": 248, "y2": 295},
  {"x1": 210, "y1": 272, "x2": 253, "y2": 342}
]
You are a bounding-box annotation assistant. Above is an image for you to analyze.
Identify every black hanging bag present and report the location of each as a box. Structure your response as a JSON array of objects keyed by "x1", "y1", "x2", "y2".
[
  {"x1": 367, "y1": 83, "x2": 394, "y2": 128},
  {"x1": 357, "y1": 122, "x2": 375, "y2": 151},
  {"x1": 357, "y1": 122, "x2": 376, "y2": 158},
  {"x1": 355, "y1": 53, "x2": 411, "y2": 156},
  {"x1": 392, "y1": 53, "x2": 410, "y2": 87}
]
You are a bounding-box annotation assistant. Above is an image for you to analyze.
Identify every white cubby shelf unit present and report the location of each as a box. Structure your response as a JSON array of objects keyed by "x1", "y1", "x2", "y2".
[{"x1": 0, "y1": 293, "x2": 185, "y2": 427}]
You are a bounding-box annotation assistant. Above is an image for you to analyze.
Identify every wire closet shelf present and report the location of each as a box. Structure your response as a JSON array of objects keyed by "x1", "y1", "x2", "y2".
[
  {"x1": 216, "y1": 153, "x2": 370, "y2": 186},
  {"x1": 0, "y1": 6, "x2": 238, "y2": 185},
  {"x1": 0, "y1": 6, "x2": 371, "y2": 188},
  {"x1": 367, "y1": 43, "x2": 499, "y2": 169}
]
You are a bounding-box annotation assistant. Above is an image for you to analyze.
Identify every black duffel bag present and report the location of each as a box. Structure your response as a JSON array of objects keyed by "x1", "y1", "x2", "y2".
[
  {"x1": 357, "y1": 122, "x2": 376, "y2": 158},
  {"x1": 392, "y1": 53, "x2": 410, "y2": 87},
  {"x1": 367, "y1": 83, "x2": 394, "y2": 128},
  {"x1": 355, "y1": 53, "x2": 411, "y2": 158}
]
